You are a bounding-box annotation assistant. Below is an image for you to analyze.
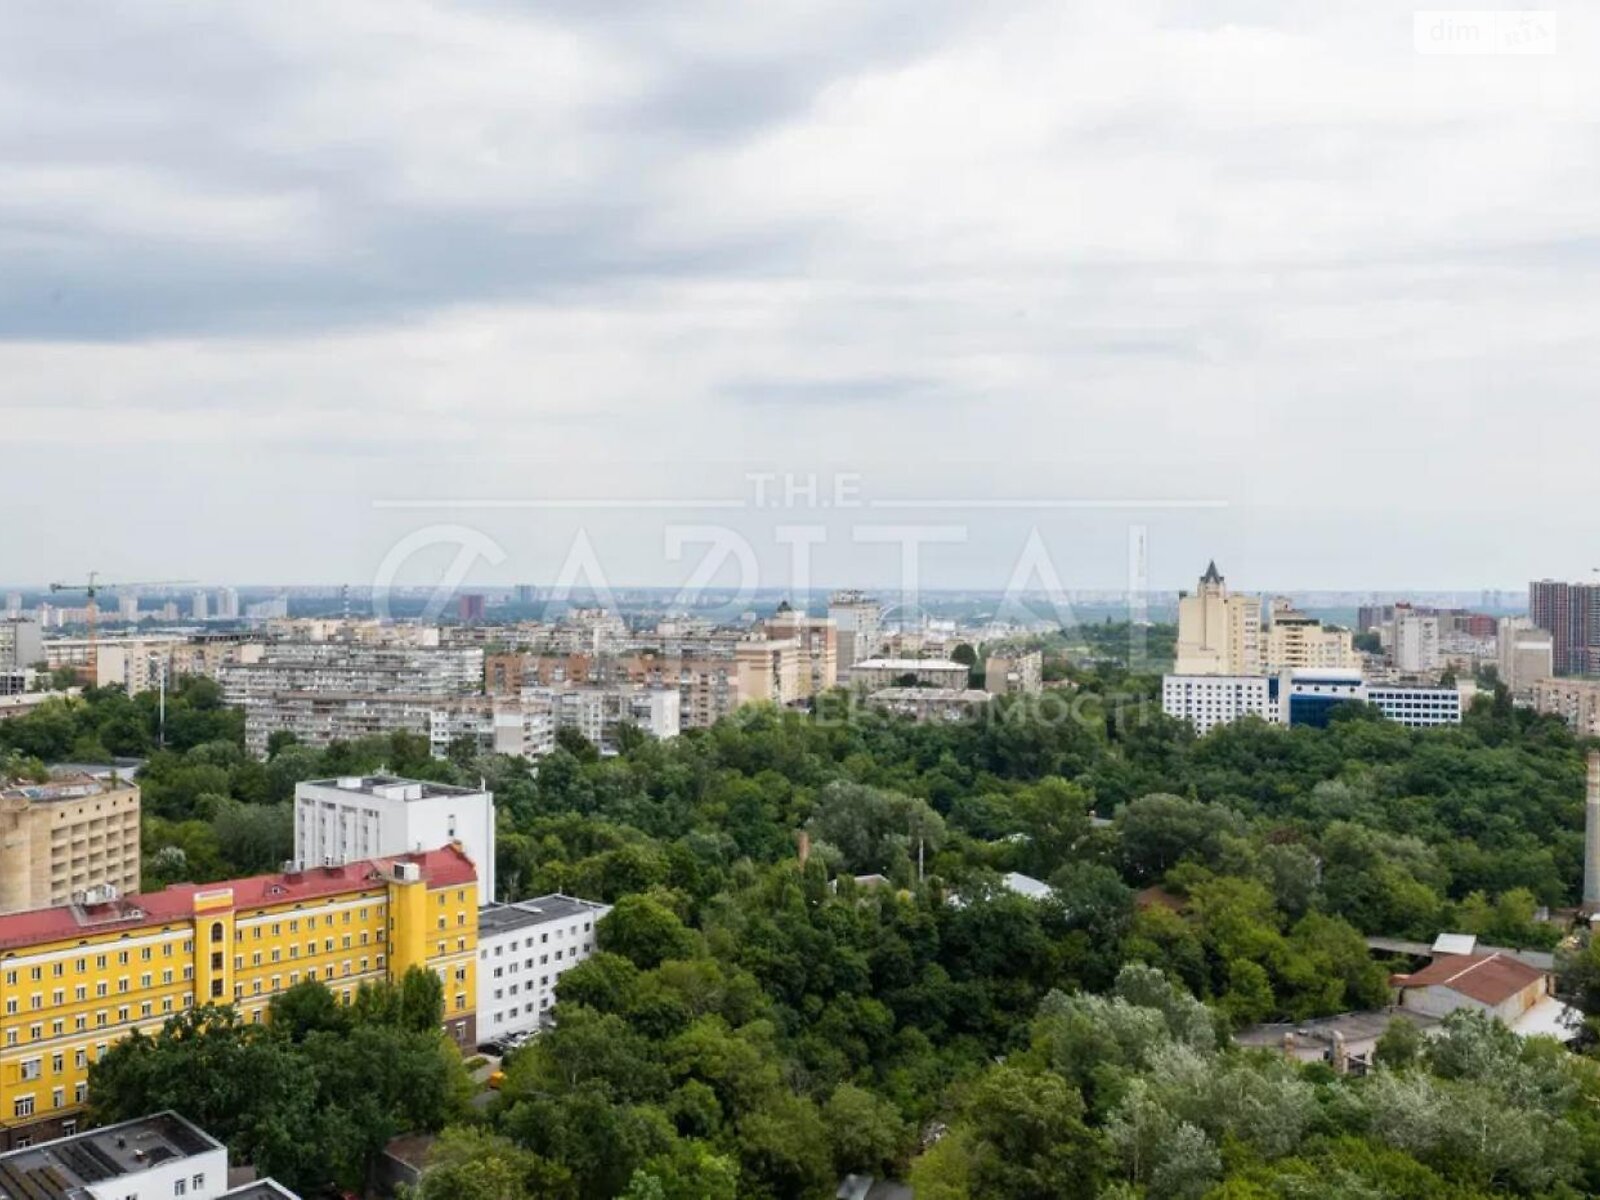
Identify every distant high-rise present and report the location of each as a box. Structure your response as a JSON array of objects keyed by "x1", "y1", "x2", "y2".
[
  {"x1": 1391, "y1": 607, "x2": 1441, "y2": 673},
  {"x1": 458, "y1": 593, "x2": 486, "y2": 622},
  {"x1": 1175, "y1": 561, "x2": 1262, "y2": 676},
  {"x1": 3, "y1": 593, "x2": 19, "y2": 618},
  {"x1": 828, "y1": 590, "x2": 882, "y2": 669},
  {"x1": 217, "y1": 586, "x2": 240, "y2": 619},
  {"x1": 0, "y1": 618, "x2": 43, "y2": 670},
  {"x1": 1529, "y1": 580, "x2": 1600, "y2": 676},
  {"x1": 117, "y1": 593, "x2": 140, "y2": 623},
  {"x1": 191, "y1": 590, "x2": 209, "y2": 621},
  {"x1": 1497, "y1": 616, "x2": 1553, "y2": 698}
]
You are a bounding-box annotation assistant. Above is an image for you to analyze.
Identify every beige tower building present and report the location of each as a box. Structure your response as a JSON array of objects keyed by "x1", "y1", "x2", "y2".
[
  {"x1": 1264, "y1": 599, "x2": 1356, "y2": 672},
  {"x1": 0, "y1": 772, "x2": 141, "y2": 915},
  {"x1": 765, "y1": 603, "x2": 838, "y2": 697},
  {"x1": 1497, "y1": 616, "x2": 1554, "y2": 698},
  {"x1": 1175, "y1": 562, "x2": 1262, "y2": 676}
]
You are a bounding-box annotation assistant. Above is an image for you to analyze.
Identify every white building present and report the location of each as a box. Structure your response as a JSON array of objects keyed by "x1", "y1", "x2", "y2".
[
  {"x1": 1363, "y1": 683, "x2": 1463, "y2": 727},
  {"x1": 191, "y1": 591, "x2": 209, "y2": 621},
  {"x1": 0, "y1": 619, "x2": 43, "y2": 671},
  {"x1": 1391, "y1": 610, "x2": 1441, "y2": 672},
  {"x1": 294, "y1": 775, "x2": 497, "y2": 902},
  {"x1": 217, "y1": 588, "x2": 241, "y2": 620},
  {"x1": 0, "y1": 1111, "x2": 229, "y2": 1195},
  {"x1": 477, "y1": 895, "x2": 611, "y2": 1041},
  {"x1": 1163, "y1": 670, "x2": 1464, "y2": 734},
  {"x1": 1162, "y1": 675, "x2": 1275, "y2": 734}
]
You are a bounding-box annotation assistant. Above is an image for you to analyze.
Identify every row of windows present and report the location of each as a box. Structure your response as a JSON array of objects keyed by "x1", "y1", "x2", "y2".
[
  {"x1": 5, "y1": 994, "x2": 194, "y2": 1048},
  {"x1": 4, "y1": 967, "x2": 194, "y2": 1012},
  {"x1": 488, "y1": 942, "x2": 591, "y2": 979},
  {"x1": 4, "y1": 941, "x2": 192, "y2": 985}
]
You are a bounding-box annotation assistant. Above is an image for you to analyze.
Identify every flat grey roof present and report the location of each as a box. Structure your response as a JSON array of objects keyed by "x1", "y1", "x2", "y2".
[
  {"x1": 304, "y1": 775, "x2": 481, "y2": 799},
  {"x1": 479, "y1": 895, "x2": 607, "y2": 935},
  {"x1": 0, "y1": 1112, "x2": 220, "y2": 1194}
]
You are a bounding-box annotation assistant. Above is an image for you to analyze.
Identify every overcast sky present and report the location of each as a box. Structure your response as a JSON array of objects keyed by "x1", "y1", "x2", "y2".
[{"x1": 2, "y1": 2, "x2": 1596, "y2": 594}]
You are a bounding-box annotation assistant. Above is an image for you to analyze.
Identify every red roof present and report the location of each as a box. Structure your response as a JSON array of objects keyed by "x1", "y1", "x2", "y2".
[
  {"x1": 0, "y1": 845, "x2": 476, "y2": 953},
  {"x1": 1391, "y1": 952, "x2": 1544, "y2": 1007}
]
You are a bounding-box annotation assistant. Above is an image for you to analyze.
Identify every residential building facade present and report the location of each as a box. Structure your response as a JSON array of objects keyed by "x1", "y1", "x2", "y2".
[
  {"x1": 984, "y1": 649, "x2": 1043, "y2": 696},
  {"x1": 1529, "y1": 579, "x2": 1600, "y2": 676},
  {"x1": 1263, "y1": 601, "x2": 1356, "y2": 672},
  {"x1": 0, "y1": 621, "x2": 43, "y2": 672},
  {"x1": 828, "y1": 591, "x2": 882, "y2": 673},
  {"x1": 850, "y1": 658, "x2": 970, "y2": 691},
  {"x1": 1531, "y1": 677, "x2": 1600, "y2": 735},
  {"x1": 0, "y1": 774, "x2": 141, "y2": 917}
]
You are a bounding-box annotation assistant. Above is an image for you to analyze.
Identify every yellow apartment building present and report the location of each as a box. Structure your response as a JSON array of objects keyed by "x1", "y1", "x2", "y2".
[{"x1": 0, "y1": 845, "x2": 477, "y2": 1149}]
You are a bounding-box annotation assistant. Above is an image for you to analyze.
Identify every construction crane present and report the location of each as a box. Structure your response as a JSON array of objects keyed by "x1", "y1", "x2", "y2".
[{"x1": 48, "y1": 573, "x2": 196, "y2": 682}]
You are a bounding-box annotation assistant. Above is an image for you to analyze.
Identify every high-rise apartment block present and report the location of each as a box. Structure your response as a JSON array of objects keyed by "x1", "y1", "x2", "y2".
[
  {"x1": 828, "y1": 591, "x2": 882, "y2": 672},
  {"x1": 0, "y1": 773, "x2": 141, "y2": 916},
  {"x1": 0, "y1": 847, "x2": 477, "y2": 1147},
  {"x1": 293, "y1": 776, "x2": 496, "y2": 903},
  {"x1": 0, "y1": 620, "x2": 43, "y2": 672},
  {"x1": 1174, "y1": 562, "x2": 1261, "y2": 675},
  {"x1": 764, "y1": 604, "x2": 838, "y2": 697},
  {"x1": 219, "y1": 645, "x2": 484, "y2": 756},
  {"x1": 1529, "y1": 580, "x2": 1600, "y2": 676},
  {"x1": 1390, "y1": 608, "x2": 1441, "y2": 673},
  {"x1": 1263, "y1": 600, "x2": 1355, "y2": 672}
]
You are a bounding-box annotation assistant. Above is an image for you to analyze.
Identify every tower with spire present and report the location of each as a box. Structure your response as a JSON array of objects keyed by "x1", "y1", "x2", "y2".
[{"x1": 1175, "y1": 560, "x2": 1262, "y2": 675}]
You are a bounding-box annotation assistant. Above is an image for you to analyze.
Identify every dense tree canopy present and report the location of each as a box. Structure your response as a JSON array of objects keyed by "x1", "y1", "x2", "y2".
[{"x1": 11, "y1": 635, "x2": 1600, "y2": 1196}]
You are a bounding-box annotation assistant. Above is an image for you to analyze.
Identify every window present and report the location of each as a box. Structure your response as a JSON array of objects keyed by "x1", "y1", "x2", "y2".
[{"x1": 13, "y1": 1096, "x2": 34, "y2": 1118}]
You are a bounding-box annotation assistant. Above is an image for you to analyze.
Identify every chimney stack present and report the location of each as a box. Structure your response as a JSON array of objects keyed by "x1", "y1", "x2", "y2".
[{"x1": 1585, "y1": 751, "x2": 1600, "y2": 909}]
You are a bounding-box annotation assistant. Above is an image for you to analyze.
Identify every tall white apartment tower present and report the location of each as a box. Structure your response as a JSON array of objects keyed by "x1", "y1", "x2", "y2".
[
  {"x1": 1392, "y1": 609, "x2": 1441, "y2": 673},
  {"x1": 1175, "y1": 562, "x2": 1262, "y2": 676},
  {"x1": 294, "y1": 775, "x2": 497, "y2": 902}
]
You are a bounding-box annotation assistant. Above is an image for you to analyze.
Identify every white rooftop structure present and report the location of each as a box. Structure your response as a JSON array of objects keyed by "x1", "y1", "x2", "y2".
[{"x1": 294, "y1": 775, "x2": 496, "y2": 901}]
